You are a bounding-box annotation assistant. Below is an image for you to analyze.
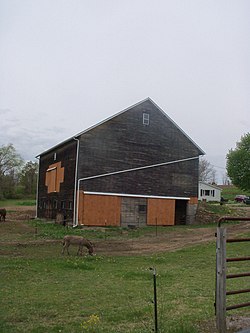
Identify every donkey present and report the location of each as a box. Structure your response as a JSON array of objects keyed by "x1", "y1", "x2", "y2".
[
  {"x1": 62, "y1": 235, "x2": 94, "y2": 256},
  {"x1": 0, "y1": 208, "x2": 6, "y2": 222}
]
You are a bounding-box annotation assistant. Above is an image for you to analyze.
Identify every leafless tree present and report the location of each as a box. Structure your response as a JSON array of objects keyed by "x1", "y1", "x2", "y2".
[{"x1": 199, "y1": 157, "x2": 217, "y2": 183}]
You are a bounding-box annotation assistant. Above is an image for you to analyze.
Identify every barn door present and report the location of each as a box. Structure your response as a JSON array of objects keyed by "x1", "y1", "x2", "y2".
[
  {"x1": 120, "y1": 197, "x2": 147, "y2": 228},
  {"x1": 147, "y1": 198, "x2": 175, "y2": 226}
]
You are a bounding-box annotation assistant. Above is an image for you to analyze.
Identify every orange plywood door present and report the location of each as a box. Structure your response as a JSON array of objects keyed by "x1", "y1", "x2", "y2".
[
  {"x1": 79, "y1": 194, "x2": 121, "y2": 226},
  {"x1": 147, "y1": 198, "x2": 175, "y2": 226},
  {"x1": 45, "y1": 162, "x2": 64, "y2": 193}
]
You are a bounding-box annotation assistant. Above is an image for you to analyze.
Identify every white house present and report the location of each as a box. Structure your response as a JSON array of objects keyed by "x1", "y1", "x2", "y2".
[{"x1": 198, "y1": 181, "x2": 222, "y2": 202}]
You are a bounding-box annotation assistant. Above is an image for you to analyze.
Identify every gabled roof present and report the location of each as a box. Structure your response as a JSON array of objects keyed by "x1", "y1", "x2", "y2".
[
  {"x1": 37, "y1": 97, "x2": 205, "y2": 157},
  {"x1": 199, "y1": 181, "x2": 222, "y2": 191}
]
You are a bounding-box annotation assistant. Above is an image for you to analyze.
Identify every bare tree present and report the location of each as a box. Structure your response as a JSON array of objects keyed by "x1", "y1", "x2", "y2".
[
  {"x1": 199, "y1": 157, "x2": 217, "y2": 183},
  {"x1": 222, "y1": 172, "x2": 231, "y2": 185}
]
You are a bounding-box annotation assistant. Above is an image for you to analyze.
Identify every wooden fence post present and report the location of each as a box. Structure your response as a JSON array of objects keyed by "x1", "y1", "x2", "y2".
[{"x1": 216, "y1": 227, "x2": 227, "y2": 333}]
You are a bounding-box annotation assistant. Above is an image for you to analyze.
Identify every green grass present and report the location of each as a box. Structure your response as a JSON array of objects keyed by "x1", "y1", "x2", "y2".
[
  {"x1": 203, "y1": 202, "x2": 233, "y2": 215},
  {"x1": 0, "y1": 199, "x2": 36, "y2": 207},
  {"x1": 0, "y1": 221, "x2": 249, "y2": 332},
  {"x1": 27, "y1": 219, "x2": 218, "y2": 241},
  {"x1": 221, "y1": 185, "x2": 249, "y2": 201},
  {"x1": 0, "y1": 242, "x2": 215, "y2": 332}
]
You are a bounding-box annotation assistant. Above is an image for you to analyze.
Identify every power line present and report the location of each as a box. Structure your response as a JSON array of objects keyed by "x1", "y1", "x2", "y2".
[{"x1": 211, "y1": 164, "x2": 226, "y2": 170}]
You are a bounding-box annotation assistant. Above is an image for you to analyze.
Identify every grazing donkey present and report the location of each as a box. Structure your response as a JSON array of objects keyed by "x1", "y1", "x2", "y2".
[
  {"x1": 62, "y1": 235, "x2": 94, "y2": 256},
  {"x1": 0, "y1": 208, "x2": 6, "y2": 222}
]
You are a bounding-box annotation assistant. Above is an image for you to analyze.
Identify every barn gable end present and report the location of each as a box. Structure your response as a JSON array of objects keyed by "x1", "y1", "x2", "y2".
[{"x1": 37, "y1": 98, "x2": 204, "y2": 226}]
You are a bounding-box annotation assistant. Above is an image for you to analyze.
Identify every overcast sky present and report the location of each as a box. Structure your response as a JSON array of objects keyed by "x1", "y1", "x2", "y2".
[{"x1": 0, "y1": 0, "x2": 249, "y2": 183}]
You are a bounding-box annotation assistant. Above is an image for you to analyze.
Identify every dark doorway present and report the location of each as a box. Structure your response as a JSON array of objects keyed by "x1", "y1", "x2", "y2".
[{"x1": 175, "y1": 200, "x2": 187, "y2": 225}]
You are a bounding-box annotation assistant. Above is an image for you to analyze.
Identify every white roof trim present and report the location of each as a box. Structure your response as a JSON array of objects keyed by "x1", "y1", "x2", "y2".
[
  {"x1": 83, "y1": 191, "x2": 190, "y2": 201},
  {"x1": 37, "y1": 97, "x2": 205, "y2": 157},
  {"x1": 199, "y1": 181, "x2": 222, "y2": 191},
  {"x1": 148, "y1": 98, "x2": 205, "y2": 155}
]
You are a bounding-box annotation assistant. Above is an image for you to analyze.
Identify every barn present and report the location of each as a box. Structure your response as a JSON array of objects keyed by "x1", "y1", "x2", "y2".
[{"x1": 36, "y1": 98, "x2": 205, "y2": 227}]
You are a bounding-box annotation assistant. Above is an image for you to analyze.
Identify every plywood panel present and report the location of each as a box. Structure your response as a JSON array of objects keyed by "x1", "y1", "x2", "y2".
[
  {"x1": 45, "y1": 168, "x2": 57, "y2": 193},
  {"x1": 147, "y1": 198, "x2": 175, "y2": 226},
  {"x1": 79, "y1": 194, "x2": 121, "y2": 226},
  {"x1": 45, "y1": 162, "x2": 65, "y2": 193}
]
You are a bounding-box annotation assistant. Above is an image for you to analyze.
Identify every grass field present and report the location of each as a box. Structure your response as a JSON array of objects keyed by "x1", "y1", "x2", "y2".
[
  {"x1": 0, "y1": 218, "x2": 249, "y2": 333},
  {"x1": 220, "y1": 186, "x2": 249, "y2": 202},
  {"x1": 0, "y1": 199, "x2": 36, "y2": 207}
]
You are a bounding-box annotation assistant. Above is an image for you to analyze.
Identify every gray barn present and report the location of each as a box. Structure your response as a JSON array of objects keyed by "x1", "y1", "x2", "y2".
[{"x1": 36, "y1": 98, "x2": 204, "y2": 227}]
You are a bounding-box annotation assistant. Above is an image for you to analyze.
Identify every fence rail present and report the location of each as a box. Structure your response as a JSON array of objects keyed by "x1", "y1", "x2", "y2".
[{"x1": 215, "y1": 216, "x2": 250, "y2": 333}]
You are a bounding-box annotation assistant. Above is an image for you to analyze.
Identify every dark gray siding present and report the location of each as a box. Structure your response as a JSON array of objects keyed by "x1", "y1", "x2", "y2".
[
  {"x1": 77, "y1": 99, "x2": 201, "y2": 197},
  {"x1": 37, "y1": 140, "x2": 77, "y2": 219}
]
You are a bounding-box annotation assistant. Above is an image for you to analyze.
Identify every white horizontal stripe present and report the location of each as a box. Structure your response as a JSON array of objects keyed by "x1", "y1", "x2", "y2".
[
  {"x1": 79, "y1": 156, "x2": 199, "y2": 181},
  {"x1": 83, "y1": 191, "x2": 190, "y2": 201},
  {"x1": 46, "y1": 167, "x2": 57, "y2": 172}
]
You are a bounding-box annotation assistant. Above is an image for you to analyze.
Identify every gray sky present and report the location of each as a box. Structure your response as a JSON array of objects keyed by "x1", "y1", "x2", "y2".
[{"x1": 1, "y1": 0, "x2": 249, "y2": 183}]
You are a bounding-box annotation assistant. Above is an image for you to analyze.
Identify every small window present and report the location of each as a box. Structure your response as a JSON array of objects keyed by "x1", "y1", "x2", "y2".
[
  {"x1": 61, "y1": 201, "x2": 66, "y2": 209},
  {"x1": 139, "y1": 204, "x2": 147, "y2": 213},
  {"x1": 53, "y1": 200, "x2": 58, "y2": 209},
  {"x1": 143, "y1": 113, "x2": 150, "y2": 125},
  {"x1": 69, "y1": 201, "x2": 73, "y2": 210},
  {"x1": 54, "y1": 153, "x2": 57, "y2": 161}
]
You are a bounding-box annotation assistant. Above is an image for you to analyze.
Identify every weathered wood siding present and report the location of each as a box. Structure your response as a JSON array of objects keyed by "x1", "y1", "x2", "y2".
[
  {"x1": 37, "y1": 99, "x2": 203, "y2": 225},
  {"x1": 120, "y1": 197, "x2": 147, "y2": 227},
  {"x1": 77, "y1": 99, "x2": 201, "y2": 198},
  {"x1": 37, "y1": 140, "x2": 77, "y2": 220}
]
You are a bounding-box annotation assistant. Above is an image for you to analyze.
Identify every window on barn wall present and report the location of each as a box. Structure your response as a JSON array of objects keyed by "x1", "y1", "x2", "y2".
[
  {"x1": 69, "y1": 201, "x2": 73, "y2": 210},
  {"x1": 53, "y1": 200, "x2": 58, "y2": 209},
  {"x1": 139, "y1": 204, "x2": 147, "y2": 213},
  {"x1": 143, "y1": 113, "x2": 150, "y2": 125},
  {"x1": 45, "y1": 162, "x2": 64, "y2": 193}
]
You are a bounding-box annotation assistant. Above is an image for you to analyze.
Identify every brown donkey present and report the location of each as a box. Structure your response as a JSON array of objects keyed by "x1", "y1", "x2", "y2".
[
  {"x1": 62, "y1": 235, "x2": 94, "y2": 256},
  {"x1": 0, "y1": 208, "x2": 6, "y2": 222}
]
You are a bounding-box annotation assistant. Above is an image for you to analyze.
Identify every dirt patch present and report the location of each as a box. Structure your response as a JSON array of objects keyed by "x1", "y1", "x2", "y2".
[
  {"x1": 1, "y1": 218, "x2": 249, "y2": 256},
  {"x1": 4, "y1": 205, "x2": 36, "y2": 221},
  {"x1": 1, "y1": 205, "x2": 250, "y2": 256}
]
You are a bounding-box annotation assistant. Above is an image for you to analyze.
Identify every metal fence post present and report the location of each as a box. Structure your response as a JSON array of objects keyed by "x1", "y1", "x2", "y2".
[
  {"x1": 216, "y1": 226, "x2": 227, "y2": 333},
  {"x1": 150, "y1": 267, "x2": 158, "y2": 333}
]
